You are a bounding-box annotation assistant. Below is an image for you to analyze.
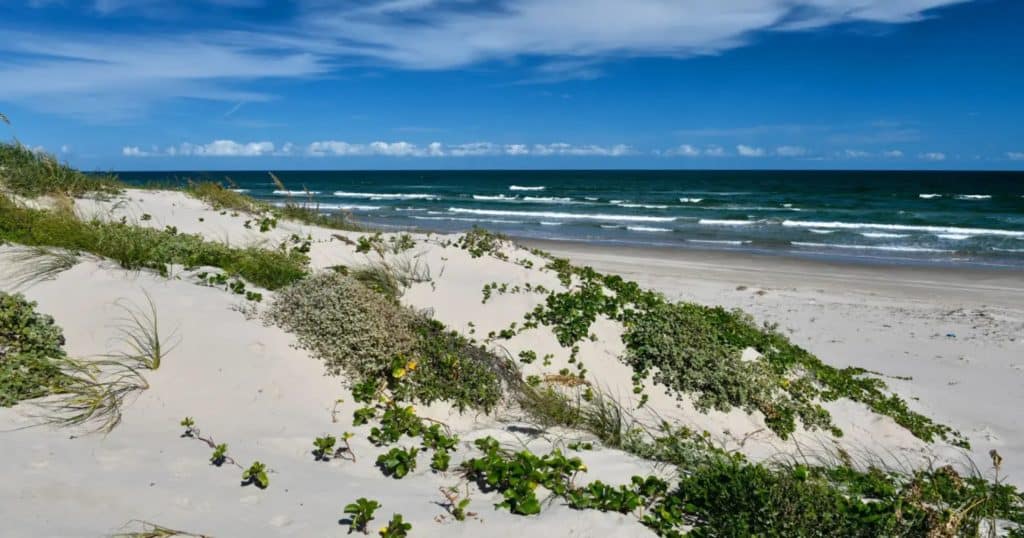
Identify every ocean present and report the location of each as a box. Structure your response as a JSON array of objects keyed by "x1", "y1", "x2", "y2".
[{"x1": 116, "y1": 170, "x2": 1024, "y2": 269}]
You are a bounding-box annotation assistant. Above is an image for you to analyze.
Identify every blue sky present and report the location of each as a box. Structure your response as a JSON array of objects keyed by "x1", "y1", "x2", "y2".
[{"x1": 1, "y1": 0, "x2": 1022, "y2": 170}]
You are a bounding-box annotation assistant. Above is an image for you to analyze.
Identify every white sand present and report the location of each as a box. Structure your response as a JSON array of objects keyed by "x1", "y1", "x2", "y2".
[{"x1": 1, "y1": 189, "x2": 1021, "y2": 536}]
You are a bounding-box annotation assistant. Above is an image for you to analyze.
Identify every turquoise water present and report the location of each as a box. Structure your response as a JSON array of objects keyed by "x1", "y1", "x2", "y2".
[{"x1": 116, "y1": 170, "x2": 1024, "y2": 268}]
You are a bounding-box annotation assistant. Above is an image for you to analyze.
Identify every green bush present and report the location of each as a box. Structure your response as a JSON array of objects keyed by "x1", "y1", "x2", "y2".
[
  {"x1": 0, "y1": 292, "x2": 72, "y2": 406},
  {"x1": 265, "y1": 272, "x2": 417, "y2": 379},
  {"x1": 267, "y1": 272, "x2": 507, "y2": 412}
]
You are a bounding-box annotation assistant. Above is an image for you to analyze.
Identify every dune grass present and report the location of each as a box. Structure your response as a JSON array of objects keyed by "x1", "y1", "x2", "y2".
[
  {"x1": 0, "y1": 196, "x2": 308, "y2": 290},
  {"x1": 0, "y1": 143, "x2": 121, "y2": 198}
]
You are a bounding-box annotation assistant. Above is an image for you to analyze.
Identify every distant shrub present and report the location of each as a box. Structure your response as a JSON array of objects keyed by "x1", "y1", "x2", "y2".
[{"x1": 0, "y1": 292, "x2": 71, "y2": 406}]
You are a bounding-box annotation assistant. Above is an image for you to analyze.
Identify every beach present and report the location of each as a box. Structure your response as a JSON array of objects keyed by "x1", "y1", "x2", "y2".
[{"x1": 1, "y1": 185, "x2": 1023, "y2": 536}]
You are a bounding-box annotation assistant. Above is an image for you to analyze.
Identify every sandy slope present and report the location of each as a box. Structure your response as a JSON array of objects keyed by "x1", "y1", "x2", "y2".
[{"x1": 1, "y1": 189, "x2": 1020, "y2": 536}]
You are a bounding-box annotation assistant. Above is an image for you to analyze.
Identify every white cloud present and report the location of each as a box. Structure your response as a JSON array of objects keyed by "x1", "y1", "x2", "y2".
[
  {"x1": 667, "y1": 144, "x2": 702, "y2": 157},
  {"x1": 775, "y1": 145, "x2": 806, "y2": 157},
  {"x1": 882, "y1": 149, "x2": 904, "y2": 158},
  {"x1": 124, "y1": 140, "x2": 634, "y2": 158},
  {"x1": 1007, "y1": 152, "x2": 1024, "y2": 161},
  {"x1": 843, "y1": 149, "x2": 871, "y2": 158},
  {"x1": 737, "y1": 144, "x2": 765, "y2": 157},
  {"x1": 123, "y1": 140, "x2": 274, "y2": 157},
  {"x1": 180, "y1": 140, "x2": 275, "y2": 157},
  {"x1": 920, "y1": 151, "x2": 947, "y2": 161}
]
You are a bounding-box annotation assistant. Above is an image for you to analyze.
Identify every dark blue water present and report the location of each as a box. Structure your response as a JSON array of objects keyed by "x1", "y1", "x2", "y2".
[{"x1": 115, "y1": 170, "x2": 1024, "y2": 268}]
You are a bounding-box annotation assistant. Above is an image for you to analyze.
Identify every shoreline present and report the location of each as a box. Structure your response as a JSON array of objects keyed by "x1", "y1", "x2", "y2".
[{"x1": 518, "y1": 236, "x2": 1024, "y2": 309}]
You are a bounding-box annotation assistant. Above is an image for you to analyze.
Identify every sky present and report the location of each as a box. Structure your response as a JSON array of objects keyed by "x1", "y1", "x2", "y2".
[{"x1": 1, "y1": 0, "x2": 1022, "y2": 171}]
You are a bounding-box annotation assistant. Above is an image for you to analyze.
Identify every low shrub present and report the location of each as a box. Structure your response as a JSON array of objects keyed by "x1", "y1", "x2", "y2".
[
  {"x1": 265, "y1": 272, "x2": 417, "y2": 379},
  {"x1": 0, "y1": 292, "x2": 72, "y2": 406},
  {"x1": 267, "y1": 272, "x2": 507, "y2": 412}
]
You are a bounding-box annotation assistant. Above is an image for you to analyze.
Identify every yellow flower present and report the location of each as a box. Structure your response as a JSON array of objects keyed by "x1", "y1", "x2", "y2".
[
  {"x1": 392, "y1": 367, "x2": 407, "y2": 379},
  {"x1": 378, "y1": 526, "x2": 388, "y2": 536},
  {"x1": 406, "y1": 359, "x2": 418, "y2": 371}
]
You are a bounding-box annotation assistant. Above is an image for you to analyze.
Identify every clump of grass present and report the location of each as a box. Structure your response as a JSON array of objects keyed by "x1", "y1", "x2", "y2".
[
  {"x1": 35, "y1": 356, "x2": 150, "y2": 433},
  {"x1": 269, "y1": 172, "x2": 362, "y2": 231},
  {"x1": 185, "y1": 181, "x2": 267, "y2": 214},
  {"x1": 0, "y1": 196, "x2": 308, "y2": 289},
  {"x1": 110, "y1": 291, "x2": 179, "y2": 370},
  {"x1": 0, "y1": 245, "x2": 80, "y2": 289},
  {"x1": 0, "y1": 142, "x2": 120, "y2": 198}
]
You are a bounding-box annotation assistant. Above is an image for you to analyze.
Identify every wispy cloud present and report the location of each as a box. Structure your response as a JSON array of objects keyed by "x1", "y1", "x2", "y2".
[
  {"x1": 919, "y1": 151, "x2": 947, "y2": 161},
  {"x1": 4, "y1": 1, "x2": 973, "y2": 119},
  {"x1": 1008, "y1": 152, "x2": 1024, "y2": 161},
  {"x1": 775, "y1": 145, "x2": 807, "y2": 157}
]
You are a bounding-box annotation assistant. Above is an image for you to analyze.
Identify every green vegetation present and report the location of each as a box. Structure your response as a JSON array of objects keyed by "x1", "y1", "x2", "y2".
[
  {"x1": 241, "y1": 461, "x2": 269, "y2": 489},
  {"x1": 343, "y1": 497, "x2": 380, "y2": 534},
  {"x1": 455, "y1": 226, "x2": 508, "y2": 259},
  {"x1": 0, "y1": 291, "x2": 72, "y2": 406},
  {"x1": 462, "y1": 436, "x2": 587, "y2": 515},
  {"x1": 510, "y1": 257, "x2": 966, "y2": 446},
  {"x1": 0, "y1": 197, "x2": 308, "y2": 290},
  {"x1": 376, "y1": 446, "x2": 419, "y2": 479},
  {"x1": 185, "y1": 181, "x2": 266, "y2": 214},
  {"x1": 0, "y1": 142, "x2": 120, "y2": 197},
  {"x1": 266, "y1": 272, "x2": 507, "y2": 412},
  {"x1": 377, "y1": 514, "x2": 411, "y2": 537}
]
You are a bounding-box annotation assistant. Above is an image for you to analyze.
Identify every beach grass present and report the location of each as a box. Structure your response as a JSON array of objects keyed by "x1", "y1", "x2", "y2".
[
  {"x1": 0, "y1": 142, "x2": 121, "y2": 198},
  {"x1": 0, "y1": 195, "x2": 308, "y2": 289}
]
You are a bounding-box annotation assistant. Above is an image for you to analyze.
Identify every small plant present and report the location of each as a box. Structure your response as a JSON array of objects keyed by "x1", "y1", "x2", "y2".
[
  {"x1": 438, "y1": 487, "x2": 476, "y2": 522},
  {"x1": 140, "y1": 213, "x2": 152, "y2": 221},
  {"x1": 241, "y1": 461, "x2": 269, "y2": 489},
  {"x1": 343, "y1": 497, "x2": 380, "y2": 534},
  {"x1": 376, "y1": 446, "x2": 418, "y2": 479},
  {"x1": 180, "y1": 416, "x2": 196, "y2": 436},
  {"x1": 313, "y1": 435, "x2": 336, "y2": 461},
  {"x1": 377, "y1": 514, "x2": 411, "y2": 537},
  {"x1": 210, "y1": 443, "x2": 229, "y2": 466}
]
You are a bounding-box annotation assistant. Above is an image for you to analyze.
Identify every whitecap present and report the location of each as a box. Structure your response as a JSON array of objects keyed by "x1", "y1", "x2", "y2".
[
  {"x1": 334, "y1": 191, "x2": 437, "y2": 200},
  {"x1": 791, "y1": 242, "x2": 953, "y2": 253},
  {"x1": 509, "y1": 185, "x2": 545, "y2": 191},
  {"x1": 861, "y1": 232, "x2": 910, "y2": 239},
  {"x1": 782, "y1": 220, "x2": 1024, "y2": 237},
  {"x1": 954, "y1": 194, "x2": 992, "y2": 200},
  {"x1": 918, "y1": 193, "x2": 942, "y2": 199},
  {"x1": 699, "y1": 219, "x2": 756, "y2": 226},
  {"x1": 679, "y1": 197, "x2": 704, "y2": 203},
  {"x1": 447, "y1": 207, "x2": 676, "y2": 223},
  {"x1": 273, "y1": 190, "x2": 321, "y2": 195},
  {"x1": 627, "y1": 226, "x2": 672, "y2": 233},
  {"x1": 687, "y1": 239, "x2": 751, "y2": 246}
]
